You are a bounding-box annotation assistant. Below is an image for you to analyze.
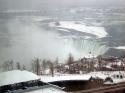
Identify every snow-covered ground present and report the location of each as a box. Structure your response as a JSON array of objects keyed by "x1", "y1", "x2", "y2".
[
  {"x1": 40, "y1": 74, "x2": 91, "y2": 82},
  {"x1": 0, "y1": 70, "x2": 124, "y2": 87},
  {"x1": 1, "y1": 70, "x2": 125, "y2": 93},
  {"x1": 0, "y1": 70, "x2": 39, "y2": 86},
  {"x1": 58, "y1": 28, "x2": 70, "y2": 32},
  {"x1": 114, "y1": 46, "x2": 125, "y2": 50},
  {"x1": 49, "y1": 21, "x2": 108, "y2": 38},
  {"x1": 86, "y1": 71, "x2": 125, "y2": 84},
  {"x1": 40, "y1": 71, "x2": 125, "y2": 84}
]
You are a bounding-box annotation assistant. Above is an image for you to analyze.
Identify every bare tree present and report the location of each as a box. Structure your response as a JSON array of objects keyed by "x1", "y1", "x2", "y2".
[
  {"x1": 23, "y1": 65, "x2": 26, "y2": 70},
  {"x1": 2, "y1": 60, "x2": 14, "y2": 71},
  {"x1": 9, "y1": 60, "x2": 14, "y2": 70},
  {"x1": 97, "y1": 55, "x2": 102, "y2": 71},
  {"x1": 42, "y1": 59, "x2": 47, "y2": 70},
  {"x1": 2, "y1": 62, "x2": 9, "y2": 71},
  {"x1": 49, "y1": 62, "x2": 54, "y2": 77},
  {"x1": 54, "y1": 57, "x2": 59, "y2": 65},
  {"x1": 66, "y1": 53, "x2": 74, "y2": 74},
  {"x1": 31, "y1": 62, "x2": 35, "y2": 72},
  {"x1": 67, "y1": 53, "x2": 74, "y2": 64},
  {"x1": 16, "y1": 62, "x2": 21, "y2": 70},
  {"x1": 32, "y1": 58, "x2": 41, "y2": 75}
]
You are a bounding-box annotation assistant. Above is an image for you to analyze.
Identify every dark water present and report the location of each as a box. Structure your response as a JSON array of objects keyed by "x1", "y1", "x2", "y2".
[{"x1": 50, "y1": 80, "x2": 103, "y2": 92}]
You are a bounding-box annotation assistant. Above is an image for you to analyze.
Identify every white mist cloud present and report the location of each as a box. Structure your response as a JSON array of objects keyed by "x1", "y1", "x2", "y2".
[
  {"x1": 0, "y1": 17, "x2": 109, "y2": 65},
  {"x1": 0, "y1": 18, "x2": 78, "y2": 64}
]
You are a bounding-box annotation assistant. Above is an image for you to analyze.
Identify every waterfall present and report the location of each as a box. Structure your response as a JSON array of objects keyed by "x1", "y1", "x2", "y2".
[{"x1": 72, "y1": 38, "x2": 109, "y2": 58}]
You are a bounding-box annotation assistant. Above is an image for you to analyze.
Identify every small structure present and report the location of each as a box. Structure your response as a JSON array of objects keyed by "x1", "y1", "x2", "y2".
[
  {"x1": 55, "y1": 21, "x2": 60, "y2": 26},
  {"x1": 0, "y1": 70, "x2": 66, "y2": 93},
  {"x1": 88, "y1": 76, "x2": 104, "y2": 88},
  {"x1": 104, "y1": 77, "x2": 113, "y2": 85}
]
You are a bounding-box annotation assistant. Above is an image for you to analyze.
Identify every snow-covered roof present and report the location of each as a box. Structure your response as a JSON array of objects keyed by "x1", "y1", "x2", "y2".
[
  {"x1": 0, "y1": 70, "x2": 39, "y2": 86},
  {"x1": 40, "y1": 75, "x2": 91, "y2": 83}
]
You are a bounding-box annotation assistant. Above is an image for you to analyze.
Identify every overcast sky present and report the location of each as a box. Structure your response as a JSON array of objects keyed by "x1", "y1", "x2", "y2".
[{"x1": 0, "y1": 0, "x2": 125, "y2": 10}]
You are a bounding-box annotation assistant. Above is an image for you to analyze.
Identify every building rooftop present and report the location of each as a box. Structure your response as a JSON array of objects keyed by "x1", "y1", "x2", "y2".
[{"x1": 0, "y1": 70, "x2": 39, "y2": 86}]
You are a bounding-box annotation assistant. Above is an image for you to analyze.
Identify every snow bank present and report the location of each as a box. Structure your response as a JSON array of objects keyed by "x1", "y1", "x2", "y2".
[
  {"x1": 40, "y1": 71, "x2": 125, "y2": 84},
  {"x1": 88, "y1": 71, "x2": 125, "y2": 84},
  {"x1": 113, "y1": 78, "x2": 125, "y2": 84},
  {"x1": 114, "y1": 46, "x2": 125, "y2": 50},
  {"x1": 49, "y1": 21, "x2": 107, "y2": 38},
  {"x1": 40, "y1": 75, "x2": 91, "y2": 82},
  {"x1": 0, "y1": 70, "x2": 39, "y2": 86},
  {"x1": 58, "y1": 28, "x2": 70, "y2": 32},
  {"x1": 87, "y1": 72, "x2": 108, "y2": 80}
]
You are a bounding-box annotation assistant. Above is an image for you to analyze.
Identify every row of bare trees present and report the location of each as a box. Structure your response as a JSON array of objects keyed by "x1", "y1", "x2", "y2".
[
  {"x1": 0, "y1": 54, "x2": 76, "y2": 75},
  {"x1": 0, "y1": 57, "x2": 59, "y2": 76},
  {"x1": 31, "y1": 57, "x2": 59, "y2": 76},
  {"x1": 1, "y1": 60, "x2": 26, "y2": 72},
  {"x1": 30, "y1": 54, "x2": 74, "y2": 75}
]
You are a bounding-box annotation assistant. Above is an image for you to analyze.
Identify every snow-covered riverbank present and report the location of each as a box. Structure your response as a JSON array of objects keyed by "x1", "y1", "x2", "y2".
[
  {"x1": 40, "y1": 71, "x2": 125, "y2": 84},
  {"x1": 49, "y1": 21, "x2": 108, "y2": 38}
]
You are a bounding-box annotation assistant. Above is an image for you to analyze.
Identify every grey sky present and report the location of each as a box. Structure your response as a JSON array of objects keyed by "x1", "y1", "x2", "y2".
[{"x1": 0, "y1": 0, "x2": 125, "y2": 10}]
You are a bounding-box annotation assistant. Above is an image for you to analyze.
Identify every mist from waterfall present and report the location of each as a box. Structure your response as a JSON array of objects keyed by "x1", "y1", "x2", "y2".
[{"x1": 0, "y1": 16, "x2": 109, "y2": 65}]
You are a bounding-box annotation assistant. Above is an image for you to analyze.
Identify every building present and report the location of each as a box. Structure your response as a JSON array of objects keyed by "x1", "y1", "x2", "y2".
[
  {"x1": 0, "y1": 70, "x2": 66, "y2": 93},
  {"x1": 0, "y1": 70, "x2": 43, "y2": 92}
]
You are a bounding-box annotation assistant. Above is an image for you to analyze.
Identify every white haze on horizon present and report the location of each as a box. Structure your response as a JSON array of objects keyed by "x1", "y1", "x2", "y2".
[{"x1": 0, "y1": 0, "x2": 125, "y2": 11}]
